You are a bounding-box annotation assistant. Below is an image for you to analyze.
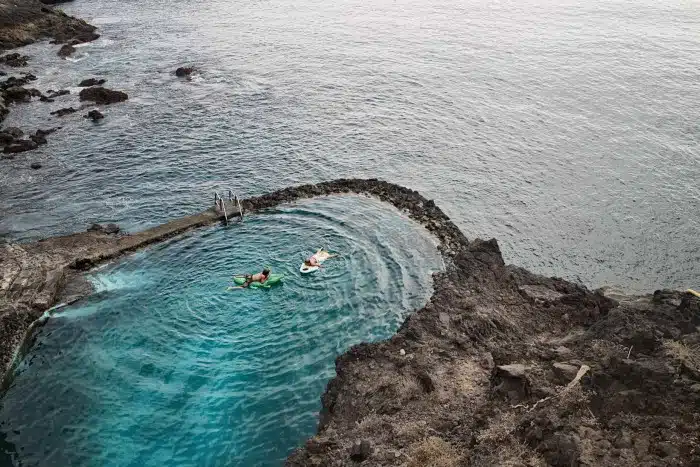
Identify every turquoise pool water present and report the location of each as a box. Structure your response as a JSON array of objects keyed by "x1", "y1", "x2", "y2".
[{"x1": 0, "y1": 196, "x2": 442, "y2": 466}]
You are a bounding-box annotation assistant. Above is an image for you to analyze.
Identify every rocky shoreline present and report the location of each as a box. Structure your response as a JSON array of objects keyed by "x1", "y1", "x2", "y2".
[
  {"x1": 0, "y1": 3, "x2": 697, "y2": 465},
  {"x1": 1, "y1": 178, "x2": 699, "y2": 465},
  {"x1": 0, "y1": 0, "x2": 129, "y2": 162}
]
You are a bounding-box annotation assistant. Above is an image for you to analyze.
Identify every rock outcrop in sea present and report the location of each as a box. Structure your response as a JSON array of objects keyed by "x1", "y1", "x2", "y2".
[
  {"x1": 0, "y1": 0, "x2": 96, "y2": 51},
  {"x1": 0, "y1": 0, "x2": 103, "y2": 156},
  {"x1": 0, "y1": 179, "x2": 697, "y2": 465},
  {"x1": 78, "y1": 86, "x2": 128, "y2": 105}
]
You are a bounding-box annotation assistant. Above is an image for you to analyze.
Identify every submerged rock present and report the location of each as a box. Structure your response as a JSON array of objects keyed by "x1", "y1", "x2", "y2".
[
  {"x1": 84, "y1": 109, "x2": 104, "y2": 121},
  {"x1": 4, "y1": 127, "x2": 23, "y2": 138},
  {"x1": 50, "y1": 107, "x2": 78, "y2": 117},
  {"x1": 175, "y1": 67, "x2": 195, "y2": 77},
  {"x1": 30, "y1": 162, "x2": 42, "y2": 169},
  {"x1": 3, "y1": 139, "x2": 38, "y2": 154},
  {"x1": 57, "y1": 43, "x2": 76, "y2": 58},
  {"x1": 36, "y1": 127, "x2": 60, "y2": 137},
  {"x1": 78, "y1": 78, "x2": 106, "y2": 87},
  {"x1": 29, "y1": 134, "x2": 47, "y2": 146},
  {"x1": 78, "y1": 87, "x2": 128, "y2": 105},
  {"x1": 0, "y1": 53, "x2": 29, "y2": 67},
  {"x1": 3, "y1": 86, "x2": 31, "y2": 103},
  {"x1": 47, "y1": 89, "x2": 70, "y2": 99}
]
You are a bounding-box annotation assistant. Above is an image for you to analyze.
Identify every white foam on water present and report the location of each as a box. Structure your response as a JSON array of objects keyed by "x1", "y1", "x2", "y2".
[{"x1": 88, "y1": 269, "x2": 151, "y2": 293}]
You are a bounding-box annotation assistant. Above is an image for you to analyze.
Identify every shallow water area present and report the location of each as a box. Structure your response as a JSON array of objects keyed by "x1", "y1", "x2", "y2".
[{"x1": 0, "y1": 195, "x2": 442, "y2": 466}]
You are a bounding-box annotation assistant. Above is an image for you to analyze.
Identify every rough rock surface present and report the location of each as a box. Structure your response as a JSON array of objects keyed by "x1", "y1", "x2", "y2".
[
  {"x1": 78, "y1": 86, "x2": 128, "y2": 105},
  {"x1": 0, "y1": 179, "x2": 698, "y2": 467},
  {"x1": 0, "y1": 53, "x2": 28, "y2": 67},
  {"x1": 84, "y1": 109, "x2": 104, "y2": 121},
  {"x1": 2, "y1": 138, "x2": 38, "y2": 153},
  {"x1": 78, "y1": 78, "x2": 106, "y2": 87},
  {"x1": 46, "y1": 89, "x2": 69, "y2": 99},
  {"x1": 57, "y1": 43, "x2": 75, "y2": 58},
  {"x1": 50, "y1": 107, "x2": 77, "y2": 117},
  {"x1": 175, "y1": 66, "x2": 195, "y2": 77},
  {"x1": 0, "y1": 0, "x2": 97, "y2": 50}
]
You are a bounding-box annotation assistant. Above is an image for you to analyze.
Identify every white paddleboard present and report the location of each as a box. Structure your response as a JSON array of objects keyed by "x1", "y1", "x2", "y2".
[
  {"x1": 300, "y1": 264, "x2": 319, "y2": 274},
  {"x1": 300, "y1": 249, "x2": 335, "y2": 274}
]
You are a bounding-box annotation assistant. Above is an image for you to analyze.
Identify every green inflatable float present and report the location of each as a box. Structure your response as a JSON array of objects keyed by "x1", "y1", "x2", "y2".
[{"x1": 231, "y1": 274, "x2": 284, "y2": 289}]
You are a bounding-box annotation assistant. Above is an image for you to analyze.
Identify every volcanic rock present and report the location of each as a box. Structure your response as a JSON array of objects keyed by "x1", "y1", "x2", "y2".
[
  {"x1": 84, "y1": 109, "x2": 104, "y2": 121},
  {"x1": 3, "y1": 139, "x2": 38, "y2": 153},
  {"x1": 175, "y1": 67, "x2": 195, "y2": 77},
  {"x1": 78, "y1": 78, "x2": 106, "y2": 87},
  {"x1": 0, "y1": 53, "x2": 29, "y2": 67},
  {"x1": 50, "y1": 107, "x2": 77, "y2": 117},
  {"x1": 78, "y1": 86, "x2": 128, "y2": 105},
  {"x1": 57, "y1": 43, "x2": 75, "y2": 58}
]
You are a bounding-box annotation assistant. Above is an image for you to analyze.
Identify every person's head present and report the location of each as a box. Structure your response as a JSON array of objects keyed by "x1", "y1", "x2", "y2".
[{"x1": 262, "y1": 268, "x2": 270, "y2": 276}]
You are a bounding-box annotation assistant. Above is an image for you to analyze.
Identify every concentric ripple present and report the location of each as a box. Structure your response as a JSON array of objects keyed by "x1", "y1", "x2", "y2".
[{"x1": 0, "y1": 195, "x2": 442, "y2": 467}]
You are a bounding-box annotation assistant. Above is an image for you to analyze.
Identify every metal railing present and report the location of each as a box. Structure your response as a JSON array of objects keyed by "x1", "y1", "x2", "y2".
[{"x1": 213, "y1": 189, "x2": 244, "y2": 225}]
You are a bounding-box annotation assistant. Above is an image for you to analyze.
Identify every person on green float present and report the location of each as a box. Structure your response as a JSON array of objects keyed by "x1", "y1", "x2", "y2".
[{"x1": 235, "y1": 268, "x2": 270, "y2": 288}]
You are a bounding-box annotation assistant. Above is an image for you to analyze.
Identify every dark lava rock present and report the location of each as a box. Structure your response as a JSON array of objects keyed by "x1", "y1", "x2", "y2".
[
  {"x1": 78, "y1": 87, "x2": 128, "y2": 105},
  {"x1": 175, "y1": 67, "x2": 195, "y2": 77},
  {"x1": 36, "y1": 128, "x2": 60, "y2": 138},
  {"x1": 3, "y1": 139, "x2": 38, "y2": 154},
  {"x1": 57, "y1": 44, "x2": 76, "y2": 58},
  {"x1": 3, "y1": 86, "x2": 31, "y2": 103},
  {"x1": 47, "y1": 89, "x2": 70, "y2": 99},
  {"x1": 39, "y1": 95, "x2": 54, "y2": 103},
  {"x1": 4, "y1": 127, "x2": 23, "y2": 138},
  {"x1": 0, "y1": 75, "x2": 36, "y2": 92},
  {"x1": 104, "y1": 223, "x2": 120, "y2": 234},
  {"x1": 84, "y1": 109, "x2": 104, "y2": 121},
  {"x1": 50, "y1": 107, "x2": 77, "y2": 117},
  {"x1": 78, "y1": 78, "x2": 106, "y2": 87},
  {"x1": 0, "y1": 132, "x2": 13, "y2": 145},
  {"x1": 0, "y1": 1, "x2": 96, "y2": 50},
  {"x1": 40, "y1": 0, "x2": 75, "y2": 4},
  {"x1": 30, "y1": 134, "x2": 47, "y2": 146},
  {"x1": 0, "y1": 53, "x2": 29, "y2": 67},
  {"x1": 349, "y1": 440, "x2": 371, "y2": 462},
  {"x1": 72, "y1": 31, "x2": 100, "y2": 44},
  {"x1": 87, "y1": 223, "x2": 121, "y2": 234},
  {"x1": 30, "y1": 162, "x2": 42, "y2": 170}
]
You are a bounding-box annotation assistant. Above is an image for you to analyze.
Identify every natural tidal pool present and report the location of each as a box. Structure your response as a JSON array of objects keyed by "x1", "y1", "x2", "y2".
[{"x1": 0, "y1": 196, "x2": 442, "y2": 467}]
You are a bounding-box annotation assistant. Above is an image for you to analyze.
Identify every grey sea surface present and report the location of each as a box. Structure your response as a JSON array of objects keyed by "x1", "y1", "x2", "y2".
[{"x1": 0, "y1": 0, "x2": 698, "y2": 292}]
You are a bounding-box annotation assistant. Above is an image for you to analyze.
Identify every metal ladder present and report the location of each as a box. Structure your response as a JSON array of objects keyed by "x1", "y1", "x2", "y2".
[{"x1": 213, "y1": 190, "x2": 244, "y2": 225}]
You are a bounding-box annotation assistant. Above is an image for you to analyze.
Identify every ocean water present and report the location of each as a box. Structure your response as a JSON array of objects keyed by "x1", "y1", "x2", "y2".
[
  {"x1": 0, "y1": 0, "x2": 697, "y2": 292},
  {"x1": 0, "y1": 195, "x2": 443, "y2": 466}
]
